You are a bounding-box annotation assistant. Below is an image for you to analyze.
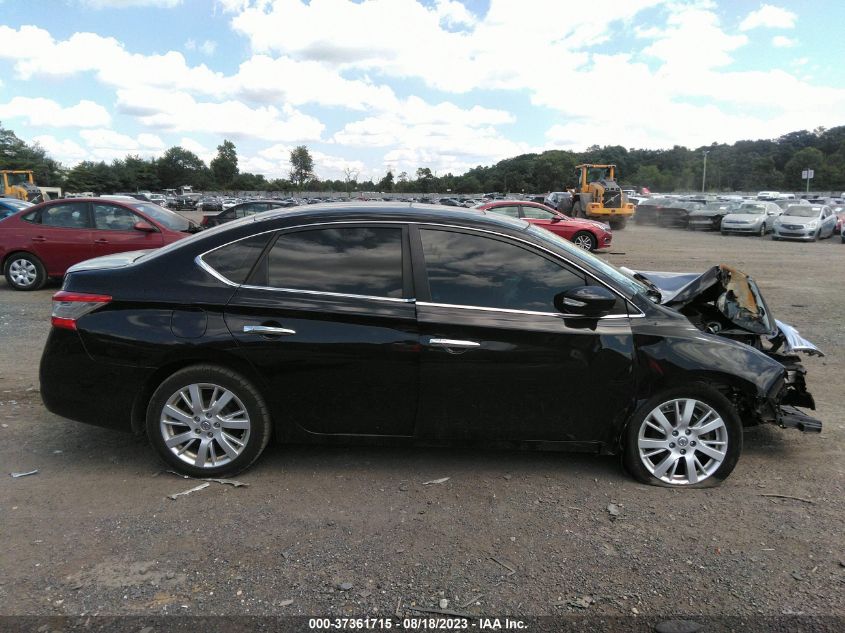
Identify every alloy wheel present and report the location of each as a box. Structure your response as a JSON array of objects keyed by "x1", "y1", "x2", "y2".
[
  {"x1": 9, "y1": 258, "x2": 37, "y2": 288},
  {"x1": 637, "y1": 398, "x2": 728, "y2": 485},
  {"x1": 573, "y1": 233, "x2": 594, "y2": 250},
  {"x1": 159, "y1": 383, "x2": 251, "y2": 469}
]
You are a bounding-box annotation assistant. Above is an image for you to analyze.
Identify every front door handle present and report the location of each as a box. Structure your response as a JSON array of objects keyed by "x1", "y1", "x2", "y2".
[
  {"x1": 31, "y1": 236, "x2": 46, "y2": 242},
  {"x1": 428, "y1": 338, "x2": 480, "y2": 353},
  {"x1": 95, "y1": 239, "x2": 109, "y2": 244},
  {"x1": 243, "y1": 325, "x2": 296, "y2": 336}
]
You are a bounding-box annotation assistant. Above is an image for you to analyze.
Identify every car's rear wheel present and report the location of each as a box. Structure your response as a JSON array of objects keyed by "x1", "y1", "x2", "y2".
[
  {"x1": 4, "y1": 252, "x2": 46, "y2": 291},
  {"x1": 623, "y1": 385, "x2": 742, "y2": 487},
  {"x1": 572, "y1": 231, "x2": 597, "y2": 251},
  {"x1": 146, "y1": 365, "x2": 272, "y2": 477}
]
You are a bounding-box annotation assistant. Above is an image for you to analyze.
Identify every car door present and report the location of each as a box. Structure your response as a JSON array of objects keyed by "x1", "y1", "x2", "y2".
[
  {"x1": 223, "y1": 223, "x2": 420, "y2": 437},
  {"x1": 412, "y1": 225, "x2": 636, "y2": 445},
  {"x1": 30, "y1": 201, "x2": 95, "y2": 274},
  {"x1": 91, "y1": 202, "x2": 164, "y2": 256}
]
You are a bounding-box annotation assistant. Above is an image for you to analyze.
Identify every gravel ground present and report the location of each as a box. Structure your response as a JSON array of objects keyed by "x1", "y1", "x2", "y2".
[{"x1": 0, "y1": 223, "x2": 843, "y2": 623}]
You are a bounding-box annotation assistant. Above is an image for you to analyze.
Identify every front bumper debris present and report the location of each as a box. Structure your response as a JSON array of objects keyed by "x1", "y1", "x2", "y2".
[{"x1": 778, "y1": 406, "x2": 822, "y2": 433}]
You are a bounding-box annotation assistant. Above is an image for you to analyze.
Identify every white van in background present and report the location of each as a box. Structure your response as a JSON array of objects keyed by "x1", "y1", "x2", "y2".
[{"x1": 757, "y1": 191, "x2": 780, "y2": 200}]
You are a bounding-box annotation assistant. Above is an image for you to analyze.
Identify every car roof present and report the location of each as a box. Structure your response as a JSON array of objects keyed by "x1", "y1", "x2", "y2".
[{"x1": 203, "y1": 202, "x2": 530, "y2": 237}]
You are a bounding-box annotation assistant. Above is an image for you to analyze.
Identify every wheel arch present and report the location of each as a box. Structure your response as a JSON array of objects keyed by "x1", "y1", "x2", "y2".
[{"x1": 130, "y1": 350, "x2": 270, "y2": 436}]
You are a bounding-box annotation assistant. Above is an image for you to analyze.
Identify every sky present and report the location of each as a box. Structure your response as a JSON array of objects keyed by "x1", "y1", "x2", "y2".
[{"x1": 0, "y1": 0, "x2": 843, "y2": 182}]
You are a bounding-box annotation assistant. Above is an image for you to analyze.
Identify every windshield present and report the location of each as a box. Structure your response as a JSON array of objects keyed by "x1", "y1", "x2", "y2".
[
  {"x1": 128, "y1": 202, "x2": 191, "y2": 231},
  {"x1": 737, "y1": 204, "x2": 766, "y2": 215},
  {"x1": 784, "y1": 206, "x2": 820, "y2": 218},
  {"x1": 526, "y1": 224, "x2": 649, "y2": 297}
]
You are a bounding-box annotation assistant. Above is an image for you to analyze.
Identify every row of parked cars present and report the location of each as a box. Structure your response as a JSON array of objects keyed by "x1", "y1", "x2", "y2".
[{"x1": 635, "y1": 196, "x2": 845, "y2": 242}]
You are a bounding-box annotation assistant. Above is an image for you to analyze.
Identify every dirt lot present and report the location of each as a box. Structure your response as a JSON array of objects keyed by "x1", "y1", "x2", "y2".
[{"x1": 1, "y1": 224, "x2": 843, "y2": 624}]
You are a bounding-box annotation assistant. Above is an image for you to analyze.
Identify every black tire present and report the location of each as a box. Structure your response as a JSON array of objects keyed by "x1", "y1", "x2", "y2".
[
  {"x1": 3, "y1": 252, "x2": 47, "y2": 291},
  {"x1": 771, "y1": 235, "x2": 779, "y2": 241},
  {"x1": 758, "y1": 223, "x2": 766, "y2": 237},
  {"x1": 146, "y1": 364, "x2": 272, "y2": 477},
  {"x1": 812, "y1": 230, "x2": 819, "y2": 242},
  {"x1": 720, "y1": 230, "x2": 728, "y2": 236},
  {"x1": 571, "y1": 231, "x2": 597, "y2": 251},
  {"x1": 609, "y1": 218, "x2": 627, "y2": 230},
  {"x1": 622, "y1": 384, "x2": 742, "y2": 488}
]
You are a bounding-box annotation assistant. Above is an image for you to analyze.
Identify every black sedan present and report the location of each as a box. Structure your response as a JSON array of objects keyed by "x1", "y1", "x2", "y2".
[
  {"x1": 40, "y1": 204, "x2": 821, "y2": 487},
  {"x1": 200, "y1": 199, "x2": 295, "y2": 228}
]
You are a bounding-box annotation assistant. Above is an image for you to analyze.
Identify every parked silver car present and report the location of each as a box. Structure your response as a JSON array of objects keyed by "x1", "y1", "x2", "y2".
[
  {"x1": 720, "y1": 201, "x2": 781, "y2": 236},
  {"x1": 772, "y1": 205, "x2": 838, "y2": 241}
]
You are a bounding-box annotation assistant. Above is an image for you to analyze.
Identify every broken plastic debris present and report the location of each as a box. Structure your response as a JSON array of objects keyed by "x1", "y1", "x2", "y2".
[
  {"x1": 422, "y1": 477, "x2": 450, "y2": 485},
  {"x1": 167, "y1": 482, "x2": 210, "y2": 500},
  {"x1": 11, "y1": 469, "x2": 38, "y2": 478},
  {"x1": 167, "y1": 470, "x2": 249, "y2": 487}
]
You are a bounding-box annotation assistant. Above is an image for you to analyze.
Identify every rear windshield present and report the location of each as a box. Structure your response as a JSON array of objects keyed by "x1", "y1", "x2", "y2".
[{"x1": 128, "y1": 202, "x2": 190, "y2": 231}]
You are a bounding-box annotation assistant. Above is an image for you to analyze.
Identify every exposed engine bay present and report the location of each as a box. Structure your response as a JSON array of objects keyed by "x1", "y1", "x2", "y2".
[{"x1": 626, "y1": 265, "x2": 822, "y2": 433}]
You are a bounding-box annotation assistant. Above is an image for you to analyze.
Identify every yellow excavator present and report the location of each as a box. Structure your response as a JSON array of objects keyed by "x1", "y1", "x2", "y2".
[
  {"x1": 2, "y1": 170, "x2": 45, "y2": 202},
  {"x1": 569, "y1": 164, "x2": 635, "y2": 229}
]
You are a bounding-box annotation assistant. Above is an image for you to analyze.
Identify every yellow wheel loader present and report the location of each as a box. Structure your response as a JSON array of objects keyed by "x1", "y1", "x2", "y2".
[
  {"x1": 569, "y1": 164, "x2": 635, "y2": 229},
  {"x1": 2, "y1": 170, "x2": 44, "y2": 203}
]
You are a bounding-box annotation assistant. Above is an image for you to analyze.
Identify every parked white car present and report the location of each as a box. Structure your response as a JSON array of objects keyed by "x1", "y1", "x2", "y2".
[{"x1": 772, "y1": 205, "x2": 838, "y2": 241}]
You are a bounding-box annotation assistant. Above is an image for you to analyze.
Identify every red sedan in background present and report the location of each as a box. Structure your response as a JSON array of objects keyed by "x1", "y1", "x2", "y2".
[
  {"x1": 0, "y1": 198, "x2": 195, "y2": 290},
  {"x1": 476, "y1": 200, "x2": 612, "y2": 251}
]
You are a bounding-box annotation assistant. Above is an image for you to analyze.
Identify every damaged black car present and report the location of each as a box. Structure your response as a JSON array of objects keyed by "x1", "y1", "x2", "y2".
[{"x1": 38, "y1": 205, "x2": 821, "y2": 488}]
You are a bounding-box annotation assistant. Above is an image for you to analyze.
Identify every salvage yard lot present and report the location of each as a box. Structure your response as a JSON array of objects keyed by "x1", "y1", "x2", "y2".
[{"x1": 0, "y1": 224, "x2": 843, "y2": 618}]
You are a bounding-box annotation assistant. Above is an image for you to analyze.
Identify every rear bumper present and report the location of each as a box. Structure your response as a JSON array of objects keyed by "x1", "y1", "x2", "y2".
[{"x1": 40, "y1": 328, "x2": 150, "y2": 433}]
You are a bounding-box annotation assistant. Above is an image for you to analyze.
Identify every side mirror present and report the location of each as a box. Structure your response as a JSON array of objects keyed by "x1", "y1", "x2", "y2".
[
  {"x1": 133, "y1": 221, "x2": 156, "y2": 232},
  {"x1": 550, "y1": 215, "x2": 562, "y2": 223},
  {"x1": 554, "y1": 285, "x2": 618, "y2": 317}
]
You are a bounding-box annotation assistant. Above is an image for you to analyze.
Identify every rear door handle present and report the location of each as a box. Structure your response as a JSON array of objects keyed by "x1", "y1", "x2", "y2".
[
  {"x1": 95, "y1": 239, "x2": 109, "y2": 244},
  {"x1": 31, "y1": 236, "x2": 46, "y2": 242},
  {"x1": 243, "y1": 325, "x2": 296, "y2": 336},
  {"x1": 429, "y1": 338, "x2": 480, "y2": 353}
]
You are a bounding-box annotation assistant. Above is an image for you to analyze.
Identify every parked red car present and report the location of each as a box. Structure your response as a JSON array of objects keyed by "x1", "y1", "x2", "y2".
[
  {"x1": 0, "y1": 198, "x2": 195, "y2": 290},
  {"x1": 476, "y1": 200, "x2": 612, "y2": 250}
]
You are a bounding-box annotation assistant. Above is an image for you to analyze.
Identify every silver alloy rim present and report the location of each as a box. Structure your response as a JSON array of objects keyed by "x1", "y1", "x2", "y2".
[
  {"x1": 159, "y1": 383, "x2": 251, "y2": 468},
  {"x1": 9, "y1": 258, "x2": 37, "y2": 287},
  {"x1": 574, "y1": 234, "x2": 593, "y2": 250},
  {"x1": 637, "y1": 398, "x2": 728, "y2": 485}
]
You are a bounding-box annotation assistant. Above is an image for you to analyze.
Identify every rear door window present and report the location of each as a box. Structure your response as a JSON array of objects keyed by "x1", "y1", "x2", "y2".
[
  {"x1": 41, "y1": 202, "x2": 91, "y2": 228},
  {"x1": 257, "y1": 226, "x2": 404, "y2": 299}
]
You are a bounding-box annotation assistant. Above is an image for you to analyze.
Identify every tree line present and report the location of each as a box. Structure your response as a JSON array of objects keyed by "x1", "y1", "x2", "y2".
[{"x1": 2, "y1": 122, "x2": 844, "y2": 195}]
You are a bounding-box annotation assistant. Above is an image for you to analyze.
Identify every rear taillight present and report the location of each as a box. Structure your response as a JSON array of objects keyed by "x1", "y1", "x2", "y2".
[{"x1": 51, "y1": 291, "x2": 112, "y2": 330}]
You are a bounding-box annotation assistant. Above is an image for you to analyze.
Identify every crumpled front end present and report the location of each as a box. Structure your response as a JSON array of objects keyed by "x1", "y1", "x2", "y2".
[{"x1": 634, "y1": 265, "x2": 822, "y2": 433}]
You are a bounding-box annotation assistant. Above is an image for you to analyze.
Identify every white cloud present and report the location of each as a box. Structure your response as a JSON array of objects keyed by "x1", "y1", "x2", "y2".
[
  {"x1": 772, "y1": 35, "x2": 796, "y2": 47},
  {"x1": 31, "y1": 135, "x2": 89, "y2": 164},
  {"x1": 77, "y1": 128, "x2": 168, "y2": 160},
  {"x1": 80, "y1": 0, "x2": 183, "y2": 8},
  {"x1": 0, "y1": 97, "x2": 111, "y2": 127},
  {"x1": 179, "y1": 137, "x2": 215, "y2": 163},
  {"x1": 115, "y1": 87, "x2": 324, "y2": 142},
  {"x1": 739, "y1": 4, "x2": 797, "y2": 31}
]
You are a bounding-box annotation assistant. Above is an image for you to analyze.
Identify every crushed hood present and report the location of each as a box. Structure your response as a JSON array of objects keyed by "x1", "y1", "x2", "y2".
[{"x1": 634, "y1": 265, "x2": 823, "y2": 357}]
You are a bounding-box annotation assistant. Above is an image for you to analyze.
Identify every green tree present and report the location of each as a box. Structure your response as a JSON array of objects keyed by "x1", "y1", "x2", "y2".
[
  {"x1": 210, "y1": 139, "x2": 238, "y2": 188},
  {"x1": 156, "y1": 146, "x2": 209, "y2": 189},
  {"x1": 289, "y1": 145, "x2": 315, "y2": 190},
  {"x1": 377, "y1": 170, "x2": 394, "y2": 192}
]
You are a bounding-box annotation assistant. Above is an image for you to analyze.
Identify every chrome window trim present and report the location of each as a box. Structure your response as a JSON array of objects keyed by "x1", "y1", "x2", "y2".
[
  {"x1": 417, "y1": 301, "x2": 642, "y2": 320},
  {"x1": 195, "y1": 219, "x2": 644, "y2": 316},
  {"x1": 240, "y1": 284, "x2": 414, "y2": 304}
]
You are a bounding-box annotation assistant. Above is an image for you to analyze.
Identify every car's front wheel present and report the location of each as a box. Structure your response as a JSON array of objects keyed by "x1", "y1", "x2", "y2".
[
  {"x1": 4, "y1": 252, "x2": 46, "y2": 290},
  {"x1": 571, "y1": 231, "x2": 597, "y2": 251},
  {"x1": 146, "y1": 365, "x2": 272, "y2": 477},
  {"x1": 623, "y1": 385, "x2": 742, "y2": 487}
]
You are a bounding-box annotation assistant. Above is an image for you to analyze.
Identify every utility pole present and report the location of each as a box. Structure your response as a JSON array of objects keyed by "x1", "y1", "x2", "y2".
[{"x1": 701, "y1": 150, "x2": 709, "y2": 193}]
